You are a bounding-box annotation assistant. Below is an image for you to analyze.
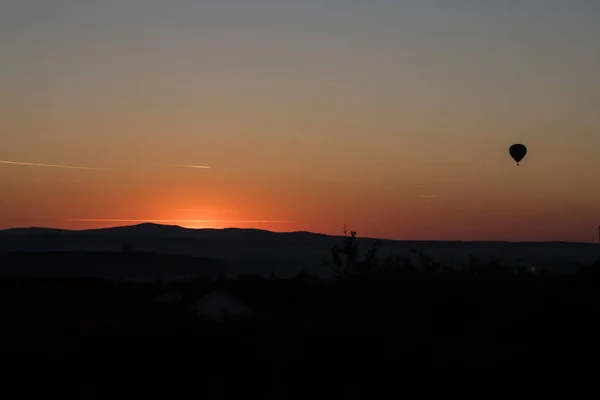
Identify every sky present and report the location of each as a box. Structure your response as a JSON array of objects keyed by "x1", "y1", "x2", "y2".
[{"x1": 1, "y1": 0, "x2": 599, "y2": 241}]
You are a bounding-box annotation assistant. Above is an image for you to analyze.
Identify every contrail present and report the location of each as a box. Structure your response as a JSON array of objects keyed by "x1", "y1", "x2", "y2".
[
  {"x1": 154, "y1": 163, "x2": 211, "y2": 169},
  {"x1": 425, "y1": 162, "x2": 482, "y2": 168},
  {"x1": 0, "y1": 160, "x2": 108, "y2": 171},
  {"x1": 66, "y1": 219, "x2": 292, "y2": 223},
  {"x1": 171, "y1": 165, "x2": 211, "y2": 169}
]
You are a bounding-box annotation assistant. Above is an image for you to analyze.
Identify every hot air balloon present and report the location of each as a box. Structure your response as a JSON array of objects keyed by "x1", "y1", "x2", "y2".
[{"x1": 509, "y1": 144, "x2": 527, "y2": 166}]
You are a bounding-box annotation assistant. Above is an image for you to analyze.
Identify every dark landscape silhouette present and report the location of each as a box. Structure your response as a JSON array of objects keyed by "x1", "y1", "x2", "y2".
[
  {"x1": 3, "y1": 0, "x2": 600, "y2": 394},
  {"x1": 2, "y1": 223, "x2": 598, "y2": 278},
  {"x1": 2, "y1": 224, "x2": 600, "y2": 378}
]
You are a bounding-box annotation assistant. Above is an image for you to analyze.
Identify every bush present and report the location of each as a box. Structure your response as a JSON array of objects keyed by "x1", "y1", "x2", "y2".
[{"x1": 324, "y1": 225, "x2": 382, "y2": 279}]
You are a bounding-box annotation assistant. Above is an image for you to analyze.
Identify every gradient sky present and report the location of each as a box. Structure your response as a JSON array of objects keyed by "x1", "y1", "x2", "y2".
[{"x1": 1, "y1": 0, "x2": 599, "y2": 241}]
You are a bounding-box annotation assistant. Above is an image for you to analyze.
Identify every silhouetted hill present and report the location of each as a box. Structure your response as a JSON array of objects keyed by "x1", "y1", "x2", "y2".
[
  {"x1": 1, "y1": 224, "x2": 599, "y2": 277},
  {"x1": 0, "y1": 251, "x2": 224, "y2": 281},
  {"x1": 79, "y1": 223, "x2": 198, "y2": 238},
  {"x1": 1, "y1": 227, "x2": 71, "y2": 236}
]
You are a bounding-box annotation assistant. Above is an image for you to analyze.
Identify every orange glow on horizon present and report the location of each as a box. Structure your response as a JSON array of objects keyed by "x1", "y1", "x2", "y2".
[
  {"x1": 1, "y1": 169, "x2": 599, "y2": 242},
  {"x1": 2, "y1": 1, "x2": 600, "y2": 242}
]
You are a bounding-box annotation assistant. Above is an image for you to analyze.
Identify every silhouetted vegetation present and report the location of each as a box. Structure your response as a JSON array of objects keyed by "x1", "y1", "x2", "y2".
[
  {"x1": 2, "y1": 233, "x2": 600, "y2": 395},
  {"x1": 325, "y1": 225, "x2": 383, "y2": 279}
]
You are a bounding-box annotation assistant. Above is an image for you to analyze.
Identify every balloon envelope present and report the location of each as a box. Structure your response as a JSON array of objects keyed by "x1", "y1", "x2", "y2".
[{"x1": 509, "y1": 144, "x2": 527, "y2": 165}]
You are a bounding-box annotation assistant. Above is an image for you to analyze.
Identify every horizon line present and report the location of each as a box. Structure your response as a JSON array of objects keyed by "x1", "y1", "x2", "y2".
[
  {"x1": 64, "y1": 218, "x2": 292, "y2": 223},
  {"x1": 0, "y1": 223, "x2": 594, "y2": 243}
]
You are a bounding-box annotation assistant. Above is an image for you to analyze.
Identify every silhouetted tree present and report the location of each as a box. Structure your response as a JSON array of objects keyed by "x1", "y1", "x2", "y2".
[{"x1": 325, "y1": 225, "x2": 382, "y2": 279}]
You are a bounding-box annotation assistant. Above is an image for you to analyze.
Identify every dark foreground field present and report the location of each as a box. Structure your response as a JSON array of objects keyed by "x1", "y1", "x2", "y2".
[{"x1": 1, "y1": 250, "x2": 600, "y2": 395}]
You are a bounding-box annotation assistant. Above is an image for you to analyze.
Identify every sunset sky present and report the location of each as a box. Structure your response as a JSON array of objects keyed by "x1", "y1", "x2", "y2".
[{"x1": 1, "y1": 0, "x2": 599, "y2": 241}]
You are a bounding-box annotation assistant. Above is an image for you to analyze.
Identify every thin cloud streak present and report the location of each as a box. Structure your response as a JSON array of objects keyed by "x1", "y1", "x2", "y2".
[
  {"x1": 424, "y1": 162, "x2": 482, "y2": 168},
  {"x1": 0, "y1": 160, "x2": 108, "y2": 171},
  {"x1": 171, "y1": 165, "x2": 211, "y2": 169},
  {"x1": 65, "y1": 219, "x2": 292, "y2": 223},
  {"x1": 154, "y1": 163, "x2": 211, "y2": 169}
]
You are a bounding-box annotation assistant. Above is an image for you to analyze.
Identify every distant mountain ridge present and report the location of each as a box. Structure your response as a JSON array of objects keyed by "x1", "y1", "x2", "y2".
[
  {"x1": 0, "y1": 223, "x2": 316, "y2": 238},
  {"x1": 1, "y1": 223, "x2": 599, "y2": 278},
  {"x1": 0, "y1": 222, "x2": 590, "y2": 244}
]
